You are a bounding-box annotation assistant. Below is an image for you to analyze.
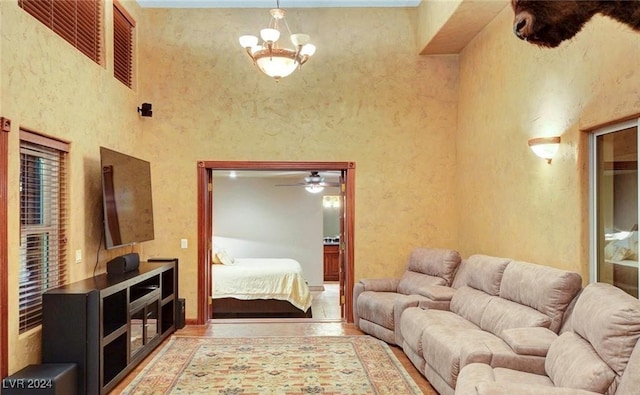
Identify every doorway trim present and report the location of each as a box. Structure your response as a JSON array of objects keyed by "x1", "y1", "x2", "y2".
[
  {"x1": 196, "y1": 161, "x2": 356, "y2": 324},
  {"x1": 1, "y1": 117, "x2": 11, "y2": 377}
]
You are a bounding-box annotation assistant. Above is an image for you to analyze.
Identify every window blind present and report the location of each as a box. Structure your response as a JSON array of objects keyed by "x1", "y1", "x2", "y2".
[
  {"x1": 113, "y1": 1, "x2": 135, "y2": 88},
  {"x1": 18, "y1": 0, "x2": 101, "y2": 64},
  {"x1": 19, "y1": 131, "x2": 69, "y2": 333}
]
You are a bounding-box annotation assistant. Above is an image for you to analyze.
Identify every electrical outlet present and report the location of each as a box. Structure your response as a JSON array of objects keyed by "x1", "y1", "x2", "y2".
[
  {"x1": 75, "y1": 249, "x2": 82, "y2": 264},
  {"x1": 181, "y1": 239, "x2": 188, "y2": 249}
]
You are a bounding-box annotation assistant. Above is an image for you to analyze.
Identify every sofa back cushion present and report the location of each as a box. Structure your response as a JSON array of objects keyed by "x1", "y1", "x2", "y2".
[
  {"x1": 480, "y1": 297, "x2": 551, "y2": 335},
  {"x1": 458, "y1": 254, "x2": 510, "y2": 296},
  {"x1": 616, "y1": 338, "x2": 640, "y2": 395},
  {"x1": 571, "y1": 283, "x2": 640, "y2": 376},
  {"x1": 546, "y1": 331, "x2": 616, "y2": 393},
  {"x1": 397, "y1": 248, "x2": 461, "y2": 294},
  {"x1": 450, "y1": 286, "x2": 494, "y2": 327},
  {"x1": 499, "y1": 260, "x2": 583, "y2": 333}
]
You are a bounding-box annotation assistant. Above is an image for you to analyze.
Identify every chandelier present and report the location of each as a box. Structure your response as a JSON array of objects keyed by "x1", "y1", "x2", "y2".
[{"x1": 238, "y1": 1, "x2": 316, "y2": 81}]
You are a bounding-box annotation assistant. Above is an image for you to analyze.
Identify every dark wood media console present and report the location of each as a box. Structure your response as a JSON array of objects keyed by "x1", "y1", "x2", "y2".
[{"x1": 42, "y1": 259, "x2": 178, "y2": 395}]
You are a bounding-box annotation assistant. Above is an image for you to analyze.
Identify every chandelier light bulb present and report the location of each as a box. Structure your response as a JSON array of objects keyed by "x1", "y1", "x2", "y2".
[
  {"x1": 300, "y1": 44, "x2": 316, "y2": 57},
  {"x1": 260, "y1": 28, "x2": 280, "y2": 43},
  {"x1": 290, "y1": 33, "x2": 310, "y2": 47},
  {"x1": 239, "y1": 35, "x2": 259, "y2": 48}
]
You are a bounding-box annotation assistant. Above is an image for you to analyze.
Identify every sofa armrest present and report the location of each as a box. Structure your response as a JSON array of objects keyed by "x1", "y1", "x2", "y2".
[
  {"x1": 501, "y1": 327, "x2": 558, "y2": 357},
  {"x1": 475, "y1": 382, "x2": 601, "y2": 395},
  {"x1": 416, "y1": 284, "x2": 455, "y2": 300},
  {"x1": 353, "y1": 278, "x2": 400, "y2": 325},
  {"x1": 414, "y1": 285, "x2": 455, "y2": 311},
  {"x1": 358, "y1": 278, "x2": 401, "y2": 292}
]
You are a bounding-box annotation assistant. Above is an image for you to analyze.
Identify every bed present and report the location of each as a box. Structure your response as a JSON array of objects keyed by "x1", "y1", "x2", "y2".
[{"x1": 211, "y1": 258, "x2": 313, "y2": 319}]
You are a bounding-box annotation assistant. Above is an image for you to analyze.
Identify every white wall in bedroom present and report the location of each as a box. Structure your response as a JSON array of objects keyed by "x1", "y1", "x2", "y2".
[{"x1": 212, "y1": 176, "x2": 325, "y2": 287}]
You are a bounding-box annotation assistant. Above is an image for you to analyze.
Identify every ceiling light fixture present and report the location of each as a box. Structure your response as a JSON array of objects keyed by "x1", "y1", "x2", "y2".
[
  {"x1": 528, "y1": 136, "x2": 561, "y2": 164},
  {"x1": 305, "y1": 185, "x2": 324, "y2": 194},
  {"x1": 238, "y1": 0, "x2": 316, "y2": 81}
]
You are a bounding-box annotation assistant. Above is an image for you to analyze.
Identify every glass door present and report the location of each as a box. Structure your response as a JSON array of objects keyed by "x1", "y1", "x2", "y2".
[{"x1": 591, "y1": 119, "x2": 639, "y2": 298}]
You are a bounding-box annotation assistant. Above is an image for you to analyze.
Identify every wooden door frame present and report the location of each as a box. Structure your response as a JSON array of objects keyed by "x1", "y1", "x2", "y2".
[
  {"x1": 196, "y1": 161, "x2": 356, "y2": 324},
  {"x1": 1, "y1": 118, "x2": 11, "y2": 378}
]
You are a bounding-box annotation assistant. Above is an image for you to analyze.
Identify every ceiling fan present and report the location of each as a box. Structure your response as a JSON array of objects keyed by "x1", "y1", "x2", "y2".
[{"x1": 275, "y1": 171, "x2": 340, "y2": 192}]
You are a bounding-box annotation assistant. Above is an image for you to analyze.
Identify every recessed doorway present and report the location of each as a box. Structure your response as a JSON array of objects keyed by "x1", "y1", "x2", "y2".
[{"x1": 196, "y1": 161, "x2": 355, "y2": 324}]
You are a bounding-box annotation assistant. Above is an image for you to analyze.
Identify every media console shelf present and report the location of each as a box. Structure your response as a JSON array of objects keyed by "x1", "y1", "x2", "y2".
[{"x1": 42, "y1": 259, "x2": 178, "y2": 395}]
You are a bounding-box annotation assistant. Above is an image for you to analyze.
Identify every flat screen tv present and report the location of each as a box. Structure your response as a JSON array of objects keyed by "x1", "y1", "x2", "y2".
[{"x1": 100, "y1": 147, "x2": 155, "y2": 249}]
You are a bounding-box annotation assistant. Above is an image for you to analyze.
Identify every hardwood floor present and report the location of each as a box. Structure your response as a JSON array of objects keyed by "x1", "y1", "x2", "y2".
[{"x1": 110, "y1": 321, "x2": 438, "y2": 394}]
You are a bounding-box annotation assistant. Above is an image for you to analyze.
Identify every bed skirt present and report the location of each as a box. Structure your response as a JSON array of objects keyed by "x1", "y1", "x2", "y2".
[{"x1": 212, "y1": 297, "x2": 312, "y2": 319}]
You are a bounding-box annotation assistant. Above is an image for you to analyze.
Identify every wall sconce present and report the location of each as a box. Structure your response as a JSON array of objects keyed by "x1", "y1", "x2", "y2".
[
  {"x1": 528, "y1": 136, "x2": 560, "y2": 164},
  {"x1": 137, "y1": 103, "x2": 153, "y2": 117}
]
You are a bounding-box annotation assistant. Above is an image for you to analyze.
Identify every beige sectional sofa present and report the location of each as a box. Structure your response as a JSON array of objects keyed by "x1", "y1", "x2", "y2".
[
  {"x1": 353, "y1": 247, "x2": 462, "y2": 345},
  {"x1": 353, "y1": 249, "x2": 639, "y2": 395},
  {"x1": 454, "y1": 282, "x2": 640, "y2": 395},
  {"x1": 400, "y1": 254, "x2": 583, "y2": 395}
]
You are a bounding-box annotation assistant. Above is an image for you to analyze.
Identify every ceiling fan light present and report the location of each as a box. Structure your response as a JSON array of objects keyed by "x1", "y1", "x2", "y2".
[{"x1": 305, "y1": 185, "x2": 324, "y2": 194}]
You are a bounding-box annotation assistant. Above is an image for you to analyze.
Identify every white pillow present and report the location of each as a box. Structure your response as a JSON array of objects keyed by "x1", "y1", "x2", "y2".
[{"x1": 217, "y1": 249, "x2": 235, "y2": 265}]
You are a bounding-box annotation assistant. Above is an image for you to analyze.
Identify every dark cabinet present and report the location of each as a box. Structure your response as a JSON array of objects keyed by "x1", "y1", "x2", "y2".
[
  {"x1": 42, "y1": 260, "x2": 178, "y2": 395},
  {"x1": 323, "y1": 244, "x2": 340, "y2": 282}
]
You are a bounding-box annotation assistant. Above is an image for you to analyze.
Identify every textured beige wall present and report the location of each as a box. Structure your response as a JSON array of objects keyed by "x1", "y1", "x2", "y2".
[
  {"x1": 456, "y1": 8, "x2": 640, "y2": 278},
  {"x1": 1, "y1": 0, "x2": 143, "y2": 373},
  {"x1": 9, "y1": 0, "x2": 636, "y2": 376},
  {"x1": 134, "y1": 7, "x2": 460, "y2": 318}
]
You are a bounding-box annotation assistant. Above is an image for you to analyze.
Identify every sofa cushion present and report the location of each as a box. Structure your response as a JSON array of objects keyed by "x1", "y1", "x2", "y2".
[
  {"x1": 617, "y1": 339, "x2": 640, "y2": 395},
  {"x1": 571, "y1": 283, "x2": 640, "y2": 376},
  {"x1": 450, "y1": 286, "x2": 493, "y2": 328},
  {"x1": 421, "y1": 310, "x2": 513, "y2": 388},
  {"x1": 499, "y1": 260, "x2": 582, "y2": 332},
  {"x1": 480, "y1": 297, "x2": 551, "y2": 336},
  {"x1": 545, "y1": 331, "x2": 615, "y2": 393},
  {"x1": 400, "y1": 307, "x2": 434, "y2": 358},
  {"x1": 463, "y1": 254, "x2": 511, "y2": 296},
  {"x1": 456, "y1": 363, "x2": 554, "y2": 395},
  {"x1": 397, "y1": 248, "x2": 461, "y2": 295},
  {"x1": 404, "y1": 247, "x2": 461, "y2": 284}
]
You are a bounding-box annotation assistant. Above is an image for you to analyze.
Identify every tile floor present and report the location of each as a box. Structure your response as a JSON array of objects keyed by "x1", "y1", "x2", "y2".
[{"x1": 311, "y1": 281, "x2": 341, "y2": 320}]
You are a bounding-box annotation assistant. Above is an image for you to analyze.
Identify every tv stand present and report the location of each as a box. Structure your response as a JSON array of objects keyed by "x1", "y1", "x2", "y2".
[{"x1": 42, "y1": 259, "x2": 178, "y2": 395}]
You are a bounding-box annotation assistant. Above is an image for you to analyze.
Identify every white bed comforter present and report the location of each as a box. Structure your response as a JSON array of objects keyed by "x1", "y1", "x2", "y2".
[{"x1": 212, "y1": 258, "x2": 312, "y2": 312}]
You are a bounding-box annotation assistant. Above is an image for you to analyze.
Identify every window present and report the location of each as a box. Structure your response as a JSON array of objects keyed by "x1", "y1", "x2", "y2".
[
  {"x1": 113, "y1": 1, "x2": 135, "y2": 88},
  {"x1": 18, "y1": 0, "x2": 101, "y2": 64},
  {"x1": 590, "y1": 118, "x2": 639, "y2": 298},
  {"x1": 19, "y1": 130, "x2": 69, "y2": 333}
]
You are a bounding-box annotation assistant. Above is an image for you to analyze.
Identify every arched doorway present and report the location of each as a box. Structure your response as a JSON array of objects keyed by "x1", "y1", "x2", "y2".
[{"x1": 196, "y1": 161, "x2": 356, "y2": 324}]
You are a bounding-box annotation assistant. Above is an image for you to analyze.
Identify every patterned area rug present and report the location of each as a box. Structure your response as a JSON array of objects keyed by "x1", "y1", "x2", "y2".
[{"x1": 122, "y1": 335, "x2": 422, "y2": 394}]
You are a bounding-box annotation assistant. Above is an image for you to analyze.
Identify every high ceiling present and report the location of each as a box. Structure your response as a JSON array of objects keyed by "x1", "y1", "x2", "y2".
[
  {"x1": 136, "y1": 0, "x2": 420, "y2": 8},
  {"x1": 134, "y1": 0, "x2": 510, "y2": 55}
]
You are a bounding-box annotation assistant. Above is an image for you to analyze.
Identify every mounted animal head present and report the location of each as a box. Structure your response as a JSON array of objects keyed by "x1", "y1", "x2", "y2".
[{"x1": 512, "y1": 0, "x2": 640, "y2": 47}]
